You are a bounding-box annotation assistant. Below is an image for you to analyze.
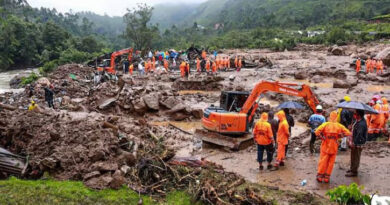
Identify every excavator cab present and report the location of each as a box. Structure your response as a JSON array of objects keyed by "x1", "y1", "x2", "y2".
[{"x1": 219, "y1": 91, "x2": 249, "y2": 112}]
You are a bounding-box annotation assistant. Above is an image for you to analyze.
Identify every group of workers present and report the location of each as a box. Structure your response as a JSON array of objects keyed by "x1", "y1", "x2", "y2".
[
  {"x1": 355, "y1": 58, "x2": 385, "y2": 75},
  {"x1": 253, "y1": 94, "x2": 389, "y2": 183}
]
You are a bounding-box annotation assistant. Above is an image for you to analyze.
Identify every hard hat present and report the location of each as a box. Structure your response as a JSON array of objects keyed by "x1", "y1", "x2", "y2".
[
  {"x1": 343, "y1": 96, "x2": 351, "y2": 102},
  {"x1": 31, "y1": 100, "x2": 35, "y2": 104},
  {"x1": 316, "y1": 105, "x2": 323, "y2": 110}
]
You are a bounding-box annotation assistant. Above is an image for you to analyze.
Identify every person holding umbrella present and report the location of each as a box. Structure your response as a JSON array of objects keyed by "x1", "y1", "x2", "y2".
[{"x1": 336, "y1": 100, "x2": 373, "y2": 177}]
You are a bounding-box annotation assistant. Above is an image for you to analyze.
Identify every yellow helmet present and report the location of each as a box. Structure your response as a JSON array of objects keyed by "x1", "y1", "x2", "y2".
[
  {"x1": 31, "y1": 100, "x2": 35, "y2": 104},
  {"x1": 343, "y1": 96, "x2": 351, "y2": 102}
]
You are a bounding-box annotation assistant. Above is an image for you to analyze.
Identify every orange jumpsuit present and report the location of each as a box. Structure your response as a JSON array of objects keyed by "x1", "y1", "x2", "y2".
[
  {"x1": 366, "y1": 59, "x2": 371, "y2": 73},
  {"x1": 145, "y1": 61, "x2": 150, "y2": 73},
  {"x1": 163, "y1": 59, "x2": 169, "y2": 72},
  {"x1": 205, "y1": 60, "x2": 211, "y2": 72},
  {"x1": 237, "y1": 58, "x2": 242, "y2": 71},
  {"x1": 253, "y1": 113, "x2": 274, "y2": 145},
  {"x1": 186, "y1": 63, "x2": 190, "y2": 76},
  {"x1": 356, "y1": 59, "x2": 361, "y2": 73},
  {"x1": 227, "y1": 58, "x2": 230, "y2": 69},
  {"x1": 216, "y1": 57, "x2": 220, "y2": 70},
  {"x1": 212, "y1": 62, "x2": 217, "y2": 73},
  {"x1": 275, "y1": 110, "x2": 289, "y2": 166},
  {"x1": 179, "y1": 62, "x2": 186, "y2": 77},
  {"x1": 315, "y1": 111, "x2": 351, "y2": 183},
  {"x1": 152, "y1": 57, "x2": 156, "y2": 71},
  {"x1": 202, "y1": 51, "x2": 206, "y2": 59},
  {"x1": 368, "y1": 103, "x2": 383, "y2": 135},
  {"x1": 129, "y1": 64, "x2": 133, "y2": 75},
  {"x1": 377, "y1": 60, "x2": 384, "y2": 75},
  {"x1": 234, "y1": 56, "x2": 238, "y2": 68},
  {"x1": 196, "y1": 58, "x2": 201, "y2": 72}
]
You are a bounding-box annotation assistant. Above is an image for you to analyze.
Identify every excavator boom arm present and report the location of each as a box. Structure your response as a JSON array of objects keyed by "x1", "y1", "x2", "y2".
[
  {"x1": 240, "y1": 81, "x2": 319, "y2": 115},
  {"x1": 110, "y1": 48, "x2": 133, "y2": 69}
]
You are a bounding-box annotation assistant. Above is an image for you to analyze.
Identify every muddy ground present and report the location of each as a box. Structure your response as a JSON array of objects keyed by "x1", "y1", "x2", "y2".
[{"x1": 0, "y1": 43, "x2": 389, "y2": 203}]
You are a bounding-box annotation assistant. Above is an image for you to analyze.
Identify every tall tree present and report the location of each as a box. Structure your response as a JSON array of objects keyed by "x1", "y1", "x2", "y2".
[{"x1": 123, "y1": 4, "x2": 159, "y2": 51}]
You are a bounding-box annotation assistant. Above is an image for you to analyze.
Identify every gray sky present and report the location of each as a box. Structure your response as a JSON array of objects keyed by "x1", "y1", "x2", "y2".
[{"x1": 28, "y1": 0, "x2": 207, "y2": 16}]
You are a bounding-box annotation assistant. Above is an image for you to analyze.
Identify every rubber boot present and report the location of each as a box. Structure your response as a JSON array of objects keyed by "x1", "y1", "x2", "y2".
[
  {"x1": 316, "y1": 174, "x2": 324, "y2": 183},
  {"x1": 323, "y1": 175, "x2": 330, "y2": 183}
]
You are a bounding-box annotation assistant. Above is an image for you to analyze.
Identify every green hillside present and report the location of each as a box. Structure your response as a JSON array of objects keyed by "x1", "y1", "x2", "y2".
[{"x1": 150, "y1": 3, "x2": 199, "y2": 29}]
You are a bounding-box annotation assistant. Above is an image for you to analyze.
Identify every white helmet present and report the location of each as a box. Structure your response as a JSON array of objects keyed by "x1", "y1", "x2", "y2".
[{"x1": 316, "y1": 105, "x2": 323, "y2": 110}]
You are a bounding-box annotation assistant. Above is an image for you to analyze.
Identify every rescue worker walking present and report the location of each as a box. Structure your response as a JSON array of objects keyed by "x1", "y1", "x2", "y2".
[
  {"x1": 272, "y1": 110, "x2": 290, "y2": 170},
  {"x1": 253, "y1": 113, "x2": 275, "y2": 170},
  {"x1": 315, "y1": 111, "x2": 351, "y2": 183},
  {"x1": 346, "y1": 110, "x2": 367, "y2": 177},
  {"x1": 308, "y1": 105, "x2": 326, "y2": 154},
  {"x1": 356, "y1": 58, "x2": 361, "y2": 74}
]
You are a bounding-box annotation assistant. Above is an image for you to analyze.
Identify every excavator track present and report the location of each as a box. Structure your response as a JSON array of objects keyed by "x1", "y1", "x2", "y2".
[{"x1": 195, "y1": 129, "x2": 254, "y2": 151}]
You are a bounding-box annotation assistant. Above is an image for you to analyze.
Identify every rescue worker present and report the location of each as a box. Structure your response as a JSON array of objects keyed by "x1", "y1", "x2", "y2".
[
  {"x1": 346, "y1": 110, "x2": 367, "y2": 177},
  {"x1": 28, "y1": 100, "x2": 37, "y2": 111},
  {"x1": 356, "y1": 58, "x2": 361, "y2": 74},
  {"x1": 337, "y1": 96, "x2": 352, "y2": 151},
  {"x1": 237, "y1": 57, "x2": 242, "y2": 71},
  {"x1": 152, "y1": 56, "x2": 156, "y2": 71},
  {"x1": 179, "y1": 61, "x2": 186, "y2": 78},
  {"x1": 381, "y1": 97, "x2": 389, "y2": 134},
  {"x1": 273, "y1": 110, "x2": 290, "y2": 170},
  {"x1": 145, "y1": 60, "x2": 150, "y2": 73},
  {"x1": 234, "y1": 56, "x2": 238, "y2": 69},
  {"x1": 368, "y1": 96, "x2": 382, "y2": 141},
  {"x1": 163, "y1": 59, "x2": 169, "y2": 72},
  {"x1": 283, "y1": 108, "x2": 294, "y2": 155},
  {"x1": 366, "y1": 58, "x2": 371, "y2": 73},
  {"x1": 216, "y1": 57, "x2": 220, "y2": 71},
  {"x1": 185, "y1": 61, "x2": 190, "y2": 78},
  {"x1": 308, "y1": 105, "x2": 326, "y2": 154},
  {"x1": 205, "y1": 59, "x2": 211, "y2": 73},
  {"x1": 315, "y1": 111, "x2": 351, "y2": 183},
  {"x1": 371, "y1": 59, "x2": 377, "y2": 73},
  {"x1": 377, "y1": 59, "x2": 384, "y2": 75},
  {"x1": 196, "y1": 58, "x2": 201, "y2": 72},
  {"x1": 44, "y1": 86, "x2": 54, "y2": 108},
  {"x1": 129, "y1": 64, "x2": 134, "y2": 75},
  {"x1": 202, "y1": 50, "x2": 207, "y2": 59},
  {"x1": 227, "y1": 57, "x2": 231, "y2": 70},
  {"x1": 253, "y1": 113, "x2": 275, "y2": 170},
  {"x1": 377, "y1": 100, "x2": 385, "y2": 134},
  {"x1": 212, "y1": 61, "x2": 217, "y2": 74},
  {"x1": 123, "y1": 59, "x2": 129, "y2": 74}
]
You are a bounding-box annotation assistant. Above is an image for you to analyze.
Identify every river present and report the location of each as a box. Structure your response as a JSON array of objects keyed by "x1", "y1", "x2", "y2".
[{"x1": 0, "y1": 69, "x2": 37, "y2": 94}]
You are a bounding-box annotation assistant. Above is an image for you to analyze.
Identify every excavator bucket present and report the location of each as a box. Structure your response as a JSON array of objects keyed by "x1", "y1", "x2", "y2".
[{"x1": 195, "y1": 129, "x2": 253, "y2": 151}]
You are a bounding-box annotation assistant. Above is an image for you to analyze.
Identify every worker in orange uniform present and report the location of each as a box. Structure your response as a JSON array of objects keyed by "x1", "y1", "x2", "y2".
[
  {"x1": 196, "y1": 58, "x2": 201, "y2": 72},
  {"x1": 371, "y1": 59, "x2": 377, "y2": 73},
  {"x1": 212, "y1": 61, "x2": 217, "y2": 74},
  {"x1": 365, "y1": 58, "x2": 371, "y2": 73},
  {"x1": 202, "y1": 50, "x2": 207, "y2": 59},
  {"x1": 272, "y1": 110, "x2": 289, "y2": 170},
  {"x1": 215, "y1": 56, "x2": 220, "y2": 71},
  {"x1": 377, "y1": 59, "x2": 384, "y2": 75},
  {"x1": 253, "y1": 113, "x2": 275, "y2": 170},
  {"x1": 315, "y1": 111, "x2": 351, "y2": 183},
  {"x1": 237, "y1": 56, "x2": 242, "y2": 72},
  {"x1": 234, "y1": 56, "x2": 238, "y2": 69},
  {"x1": 227, "y1": 57, "x2": 231, "y2": 70},
  {"x1": 129, "y1": 64, "x2": 134, "y2": 75},
  {"x1": 152, "y1": 56, "x2": 156, "y2": 71},
  {"x1": 185, "y1": 61, "x2": 190, "y2": 78},
  {"x1": 145, "y1": 60, "x2": 150, "y2": 73},
  {"x1": 381, "y1": 97, "x2": 389, "y2": 135},
  {"x1": 179, "y1": 61, "x2": 186, "y2": 78},
  {"x1": 355, "y1": 58, "x2": 361, "y2": 74},
  {"x1": 163, "y1": 59, "x2": 169, "y2": 72},
  {"x1": 205, "y1": 59, "x2": 211, "y2": 73},
  {"x1": 367, "y1": 96, "x2": 382, "y2": 141}
]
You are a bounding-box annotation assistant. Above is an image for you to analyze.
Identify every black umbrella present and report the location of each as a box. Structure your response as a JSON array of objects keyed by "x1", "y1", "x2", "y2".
[
  {"x1": 276, "y1": 101, "x2": 304, "y2": 110},
  {"x1": 336, "y1": 101, "x2": 378, "y2": 114}
]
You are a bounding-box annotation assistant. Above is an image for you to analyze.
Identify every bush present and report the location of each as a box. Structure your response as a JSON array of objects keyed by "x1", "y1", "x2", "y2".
[
  {"x1": 58, "y1": 48, "x2": 92, "y2": 65},
  {"x1": 39, "y1": 60, "x2": 58, "y2": 75},
  {"x1": 21, "y1": 72, "x2": 39, "y2": 85},
  {"x1": 326, "y1": 183, "x2": 371, "y2": 205}
]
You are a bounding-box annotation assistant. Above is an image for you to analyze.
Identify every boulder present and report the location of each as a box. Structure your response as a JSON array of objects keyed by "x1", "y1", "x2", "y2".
[
  {"x1": 310, "y1": 75, "x2": 323, "y2": 83},
  {"x1": 160, "y1": 96, "x2": 181, "y2": 109},
  {"x1": 133, "y1": 98, "x2": 147, "y2": 113},
  {"x1": 143, "y1": 93, "x2": 160, "y2": 111},
  {"x1": 333, "y1": 79, "x2": 357, "y2": 89},
  {"x1": 330, "y1": 46, "x2": 345, "y2": 56},
  {"x1": 294, "y1": 71, "x2": 308, "y2": 80},
  {"x1": 83, "y1": 171, "x2": 101, "y2": 181},
  {"x1": 9, "y1": 75, "x2": 23, "y2": 89},
  {"x1": 109, "y1": 170, "x2": 126, "y2": 189},
  {"x1": 376, "y1": 47, "x2": 390, "y2": 66}
]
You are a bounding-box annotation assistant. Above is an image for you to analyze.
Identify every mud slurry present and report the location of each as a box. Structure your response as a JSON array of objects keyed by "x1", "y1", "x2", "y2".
[{"x1": 0, "y1": 42, "x2": 389, "y2": 203}]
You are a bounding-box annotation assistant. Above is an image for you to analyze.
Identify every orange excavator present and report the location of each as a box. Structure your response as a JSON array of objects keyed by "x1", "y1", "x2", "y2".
[
  {"x1": 196, "y1": 81, "x2": 319, "y2": 150},
  {"x1": 97, "y1": 48, "x2": 133, "y2": 74}
]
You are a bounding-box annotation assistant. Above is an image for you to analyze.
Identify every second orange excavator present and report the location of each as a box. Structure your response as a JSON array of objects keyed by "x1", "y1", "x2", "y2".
[
  {"x1": 97, "y1": 48, "x2": 133, "y2": 74},
  {"x1": 196, "y1": 80, "x2": 319, "y2": 150}
]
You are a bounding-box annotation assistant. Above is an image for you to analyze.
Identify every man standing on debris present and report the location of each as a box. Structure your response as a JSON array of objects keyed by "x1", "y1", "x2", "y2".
[
  {"x1": 237, "y1": 56, "x2": 242, "y2": 71},
  {"x1": 196, "y1": 58, "x2": 201, "y2": 72},
  {"x1": 44, "y1": 85, "x2": 55, "y2": 108},
  {"x1": 163, "y1": 59, "x2": 169, "y2": 72},
  {"x1": 185, "y1": 61, "x2": 190, "y2": 78},
  {"x1": 205, "y1": 58, "x2": 211, "y2": 73},
  {"x1": 308, "y1": 105, "x2": 326, "y2": 154},
  {"x1": 180, "y1": 61, "x2": 186, "y2": 78},
  {"x1": 253, "y1": 113, "x2": 274, "y2": 170},
  {"x1": 366, "y1": 58, "x2": 371, "y2": 73},
  {"x1": 123, "y1": 59, "x2": 129, "y2": 74},
  {"x1": 356, "y1": 58, "x2": 361, "y2": 74},
  {"x1": 315, "y1": 111, "x2": 351, "y2": 183},
  {"x1": 272, "y1": 110, "x2": 290, "y2": 170},
  {"x1": 235, "y1": 56, "x2": 238, "y2": 69},
  {"x1": 377, "y1": 59, "x2": 384, "y2": 75},
  {"x1": 212, "y1": 61, "x2": 217, "y2": 74},
  {"x1": 346, "y1": 110, "x2": 367, "y2": 177}
]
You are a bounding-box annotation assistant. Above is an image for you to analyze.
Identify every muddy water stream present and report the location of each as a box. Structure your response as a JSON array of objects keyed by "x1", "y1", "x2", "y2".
[{"x1": 0, "y1": 69, "x2": 37, "y2": 94}]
